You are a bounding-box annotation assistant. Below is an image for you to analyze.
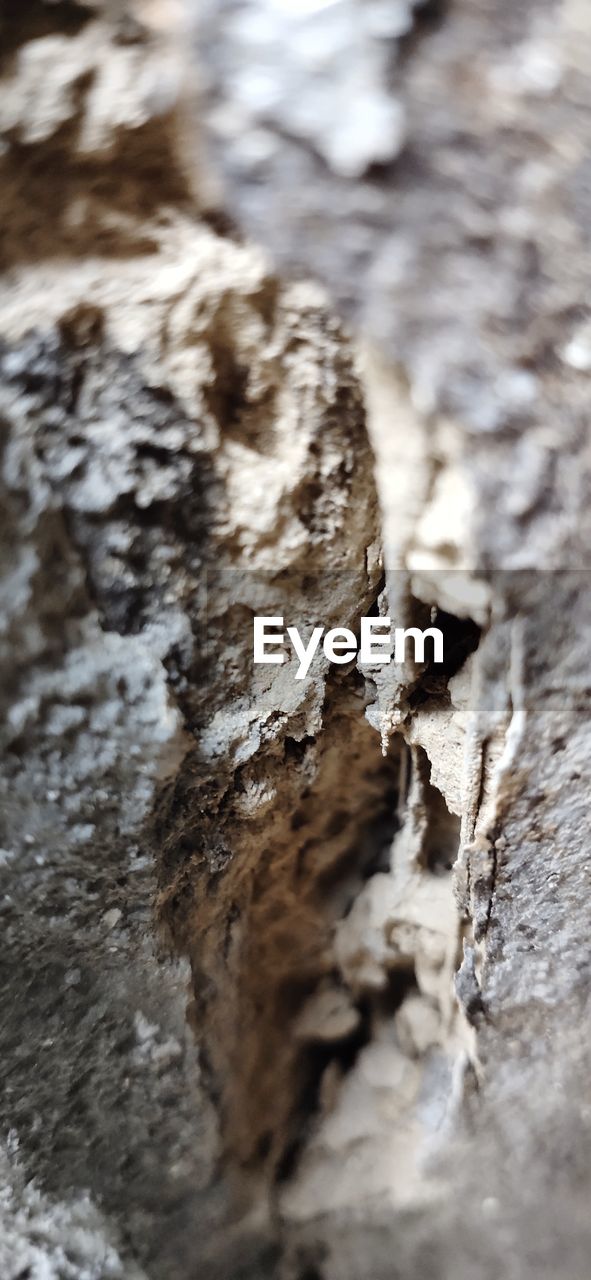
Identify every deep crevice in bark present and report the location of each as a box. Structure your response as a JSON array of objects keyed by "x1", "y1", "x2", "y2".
[{"x1": 156, "y1": 598, "x2": 483, "y2": 1231}]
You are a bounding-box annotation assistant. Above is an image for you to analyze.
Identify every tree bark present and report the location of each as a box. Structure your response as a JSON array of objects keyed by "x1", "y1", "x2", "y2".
[{"x1": 1, "y1": 2, "x2": 591, "y2": 1278}]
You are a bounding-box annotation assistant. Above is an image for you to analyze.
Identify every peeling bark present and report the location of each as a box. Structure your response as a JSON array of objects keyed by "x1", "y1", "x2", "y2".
[{"x1": 2, "y1": 2, "x2": 591, "y2": 1279}]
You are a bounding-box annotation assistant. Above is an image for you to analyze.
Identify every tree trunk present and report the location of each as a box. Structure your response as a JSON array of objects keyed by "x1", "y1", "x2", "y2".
[{"x1": 1, "y1": 2, "x2": 590, "y2": 1278}]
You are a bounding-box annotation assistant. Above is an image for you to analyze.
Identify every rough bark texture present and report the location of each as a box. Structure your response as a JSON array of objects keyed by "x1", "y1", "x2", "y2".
[{"x1": 2, "y1": 2, "x2": 591, "y2": 1279}]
